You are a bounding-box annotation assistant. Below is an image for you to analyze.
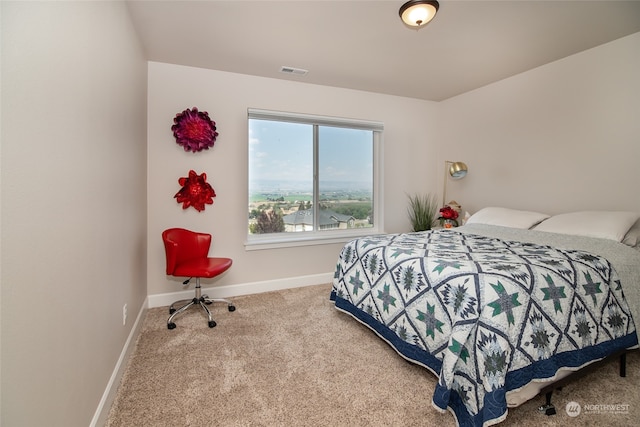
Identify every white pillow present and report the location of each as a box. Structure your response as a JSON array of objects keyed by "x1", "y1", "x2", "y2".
[
  {"x1": 533, "y1": 211, "x2": 640, "y2": 243},
  {"x1": 622, "y1": 218, "x2": 640, "y2": 247},
  {"x1": 466, "y1": 207, "x2": 550, "y2": 229}
]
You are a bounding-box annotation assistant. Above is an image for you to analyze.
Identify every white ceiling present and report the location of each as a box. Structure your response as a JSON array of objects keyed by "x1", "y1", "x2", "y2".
[{"x1": 126, "y1": 0, "x2": 640, "y2": 101}]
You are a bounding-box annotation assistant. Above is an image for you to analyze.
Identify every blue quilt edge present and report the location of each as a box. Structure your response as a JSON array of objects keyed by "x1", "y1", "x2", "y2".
[{"x1": 330, "y1": 290, "x2": 638, "y2": 427}]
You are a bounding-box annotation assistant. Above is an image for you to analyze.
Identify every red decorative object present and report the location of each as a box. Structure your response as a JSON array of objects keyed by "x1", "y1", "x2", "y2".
[
  {"x1": 438, "y1": 206, "x2": 459, "y2": 228},
  {"x1": 174, "y1": 170, "x2": 216, "y2": 211},
  {"x1": 171, "y1": 107, "x2": 218, "y2": 152}
]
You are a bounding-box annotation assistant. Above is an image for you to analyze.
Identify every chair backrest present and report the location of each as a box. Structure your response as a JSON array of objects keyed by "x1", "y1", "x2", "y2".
[{"x1": 162, "y1": 228, "x2": 212, "y2": 275}]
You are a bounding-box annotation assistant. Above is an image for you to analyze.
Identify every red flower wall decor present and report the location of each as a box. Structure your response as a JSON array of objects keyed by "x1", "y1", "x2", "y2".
[
  {"x1": 174, "y1": 170, "x2": 216, "y2": 211},
  {"x1": 171, "y1": 107, "x2": 218, "y2": 152}
]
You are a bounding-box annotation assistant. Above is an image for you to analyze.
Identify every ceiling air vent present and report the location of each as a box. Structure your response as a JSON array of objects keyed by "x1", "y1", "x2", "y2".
[{"x1": 280, "y1": 66, "x2": 308, "y2": 76}]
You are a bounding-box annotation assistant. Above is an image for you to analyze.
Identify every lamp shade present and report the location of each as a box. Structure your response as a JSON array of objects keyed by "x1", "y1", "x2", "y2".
[
  {"x1": 399, "y1": 1, "x2": 440, "y2": 29},
  {"x1": 448, "y1": 161, "x2": 468, "y2": 179}
]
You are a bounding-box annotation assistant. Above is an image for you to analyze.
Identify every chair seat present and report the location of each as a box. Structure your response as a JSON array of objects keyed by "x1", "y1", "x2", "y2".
[{"x1": 172, "y1": 257, "x2": 232, "y2": 278}]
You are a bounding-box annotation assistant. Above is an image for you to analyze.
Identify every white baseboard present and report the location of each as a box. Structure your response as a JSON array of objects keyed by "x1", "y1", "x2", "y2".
[
  {"x1": 92, "y1": 272, "x2": 333, "y2": 425},
  {"x1": 90, "y1": 298, "x2": 148, "y2": 427},
  {"x1": 147, "y1": 272, "x2": 334, "y2": 308}
]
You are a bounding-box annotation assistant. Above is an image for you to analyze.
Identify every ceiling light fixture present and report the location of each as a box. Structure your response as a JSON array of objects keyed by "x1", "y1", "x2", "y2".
[{"x1": 399, "y1": 0, "x2": 439, "y2": 29}]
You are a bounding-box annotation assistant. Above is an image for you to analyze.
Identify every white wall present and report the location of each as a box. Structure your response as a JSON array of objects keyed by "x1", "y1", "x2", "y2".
[
  {"x1": 1, "y1": 2, "x2": 147, "y2": 426},
  {"x1": 437, "y1": 32, "x2": 640, "y2": 216},
  {"x1": 147, "y1": 63, "x2": 439, "y2": 297}
]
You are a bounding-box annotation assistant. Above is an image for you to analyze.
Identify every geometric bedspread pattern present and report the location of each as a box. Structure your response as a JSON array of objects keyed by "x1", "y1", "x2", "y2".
[{"x1": 330, "y1": 230, "x2": 638, "y2": 427}]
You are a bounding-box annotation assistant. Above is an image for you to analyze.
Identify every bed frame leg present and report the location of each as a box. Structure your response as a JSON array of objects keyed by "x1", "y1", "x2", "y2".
[
  {"x1": 537, "y1": 351, "x2": 628, "y2": 417},
  {"x1": 538, "y1": 390, "x2": 557, "y2": 416}
]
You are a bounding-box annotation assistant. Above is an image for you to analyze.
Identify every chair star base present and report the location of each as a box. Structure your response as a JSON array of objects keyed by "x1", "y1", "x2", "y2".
[{"x1": 167, "y1": 278, "x2": 235, "y2": 329}]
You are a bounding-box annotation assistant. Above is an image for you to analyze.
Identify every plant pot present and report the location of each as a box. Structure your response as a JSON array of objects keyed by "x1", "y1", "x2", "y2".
[{"x1": 442, "y1": 219, "x2": 457, "y2": 229}]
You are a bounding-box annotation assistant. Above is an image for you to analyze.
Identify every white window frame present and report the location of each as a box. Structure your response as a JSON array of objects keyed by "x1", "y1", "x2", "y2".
[{"x1": 245, "y1": 108, "x2": 384, "y2": 250}]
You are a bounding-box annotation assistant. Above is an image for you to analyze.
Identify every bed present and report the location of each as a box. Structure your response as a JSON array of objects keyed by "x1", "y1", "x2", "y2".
[{"x1": 330, "y1": 209, "x2": 640, "y2": 426}]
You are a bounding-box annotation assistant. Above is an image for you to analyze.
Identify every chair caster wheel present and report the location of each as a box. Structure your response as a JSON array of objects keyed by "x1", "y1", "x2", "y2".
[
  {"x1": 169, "y1": 308, "x2": 176, "y2": 314},
  {"x1": 167, "y1": 322, "x2": 176, "y2": 330},
  {"x1": 205, "y1": 301, "x2": 213, "y2": 305},
  {"x1": 208, "y1": 320, "x2": 217, "y2": 328},
  {"x1": 228, "y1": 305, "x2": 236, "y2": 312}
]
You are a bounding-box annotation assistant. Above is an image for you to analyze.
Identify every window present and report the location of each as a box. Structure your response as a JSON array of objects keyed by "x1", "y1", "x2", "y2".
[{"x1": 247, "y1": 109, "x2": 383, "y2": 249}]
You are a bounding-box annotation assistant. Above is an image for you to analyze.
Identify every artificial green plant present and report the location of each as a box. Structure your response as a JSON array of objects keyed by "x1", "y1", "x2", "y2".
[{"x1": 407, "y1": 193, "x2": 439, "y2": 232}]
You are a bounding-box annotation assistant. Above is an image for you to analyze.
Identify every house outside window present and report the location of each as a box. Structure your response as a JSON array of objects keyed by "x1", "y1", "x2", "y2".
[{"x1": 246, "y1": 109, "x2": 383, "y2": 249}]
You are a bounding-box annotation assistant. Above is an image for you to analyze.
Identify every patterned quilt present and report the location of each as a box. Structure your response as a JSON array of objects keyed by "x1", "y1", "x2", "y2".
[{"x1": 330, "y1": 229, "x2": 638, "y2": 426}]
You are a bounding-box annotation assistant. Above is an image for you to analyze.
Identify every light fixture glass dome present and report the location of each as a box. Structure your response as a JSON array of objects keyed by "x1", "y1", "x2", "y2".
[
  {"x1": 399, "y1": 1, "x2": 440, "y2": 29},
  {"x1": 448, "y1": 161, "x2": 468, "y2": 179}
]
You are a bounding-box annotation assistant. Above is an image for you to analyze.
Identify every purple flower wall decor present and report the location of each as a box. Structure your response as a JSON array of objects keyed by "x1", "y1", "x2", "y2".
[{"x1": 171, "y1": 107, "x2": 218, "y2": 152}]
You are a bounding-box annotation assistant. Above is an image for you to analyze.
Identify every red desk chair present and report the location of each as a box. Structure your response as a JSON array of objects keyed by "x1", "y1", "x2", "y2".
[{"x1": 162, "y1": 228, "x2": 234, "y2": 329}]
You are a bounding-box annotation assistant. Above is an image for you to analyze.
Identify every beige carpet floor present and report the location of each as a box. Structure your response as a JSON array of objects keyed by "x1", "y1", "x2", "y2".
[{"x1": 106, "y1": 283, "x2": 639, "y2": 426}]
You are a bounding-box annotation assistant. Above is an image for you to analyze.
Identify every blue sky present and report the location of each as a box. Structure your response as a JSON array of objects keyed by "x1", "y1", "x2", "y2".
[{"x1": 249, "y1": 119, "x2": 373, "y2": 190}]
